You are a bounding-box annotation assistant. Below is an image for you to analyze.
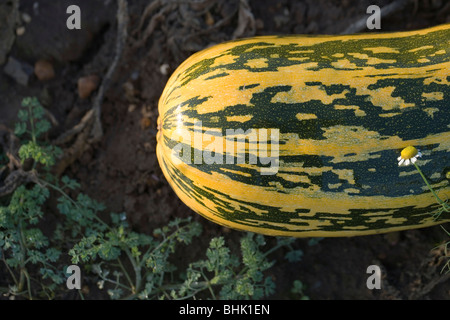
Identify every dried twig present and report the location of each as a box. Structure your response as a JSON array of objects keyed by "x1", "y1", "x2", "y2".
[
  {"x1": 91, "y1": 0, "x2": 129, "y2": 142},
  {"x1": 131, "y1": 1, "x2": 174, "y2": 50},
  {"x1": 52, "y1": 0, "x2": 129, "y2": 176},
  {"x1": 0, "y1": 125, "x2": 21, "y2": 170},
  {"x1": 53, "y1": 109, "x2": 94, "y2": 146},
  {"x1": 0, "y1": 125, "x2": 38, "y2": 197},
  {"x1": 53, "y1": 121, "x2": 92, "y2": 177},
  {"x1": 341, "y1": 0, "x2": 412, "y2": 34},
  {"x1": 407, "y1": 245, "x2": 450, "y2": 299},
  {"x1": 0, "y1": 170, "x2": 39, "y2": 197},
  {"x1": 410, "y1": 272, "x2": 450, "y2": 299},
  {"x1": 135, "y1": 0, "x2": 162, "y2": 35},
  {"x1": 233, "y1": 0, "x2": 255, "y2": 39}
]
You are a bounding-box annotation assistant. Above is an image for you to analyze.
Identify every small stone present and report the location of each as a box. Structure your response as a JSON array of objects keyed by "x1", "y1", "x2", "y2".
[
  {"x1": 3, "y1": 56, "x2": 31, "y2": 86},
  {"x1": 123, "y1": 81, "x2": 136, "y2": 101},
  {"x1": 0, "y1": 0, "x2": 19, "y2": 65},
  {"x1": 21, "y1": 13, "x2": 31, "y2": 24},
  {"x1": 14, "y1": 2, "x2": 114, "y2": 63},
  {"x1": 128, "y1": 104, "x2": 137, "y2": 113},
  {"x1": 77, "y1": 74, "x2": 100, "y2": 99},
  {"x1": 34, "y1": 59, "x2": 55, "y2": 81},
  {"x1": 140, "y1": 117, "x2": 152, "y2": 130},
  {"x1": 16, "y1": 26, "x2": 26, "y2": 36},
  {"x1": 159, "y1": 63, "x2": 170, "y2": 75},
  {"x1": 81, "y1": 285, "x2": 90, "y2": 295}
]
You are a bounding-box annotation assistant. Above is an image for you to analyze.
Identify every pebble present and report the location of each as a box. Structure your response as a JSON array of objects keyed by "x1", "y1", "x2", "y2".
[
  {"x1": 3, "y1": 56, "x2": 32, "y2": 86},
  {"x1": 34, "y1": 59, "x2": 55, "y2": 81},
  {"x1": 77, "y1": 74, "x2": 100, "y2": 99},
  {"x1": 140, "y1": 117, "x2": 152, "y2": 130},
  {"x1": 16, "y1": 26, "x2": 26, "y2": 36},
  {"x1": 159, "y1": 63, "x2": 170, "y2": 75},
  {"x1": 127, "y1": 104, "x2": 137, "y2": 113},
  {"x1": 21, "y1": 12, "x2": 31, "y2": 24},
  {"x1": 123, "y1": 81, "x2": 136, "y2": 101}
]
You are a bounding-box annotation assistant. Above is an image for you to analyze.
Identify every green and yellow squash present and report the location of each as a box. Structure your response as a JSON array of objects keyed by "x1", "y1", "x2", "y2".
[{"x1": 156, "y1": 24, "x2": 450, "y2": 237}]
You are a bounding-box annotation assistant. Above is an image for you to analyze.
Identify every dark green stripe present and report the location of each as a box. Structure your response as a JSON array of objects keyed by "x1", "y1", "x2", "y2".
[{"x1": 178, "y1": 28, "x2": 449, "y2": 88}]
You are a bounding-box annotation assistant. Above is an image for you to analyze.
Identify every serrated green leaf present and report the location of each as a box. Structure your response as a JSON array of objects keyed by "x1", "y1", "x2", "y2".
[
  {"x1": 285, "y1": 249, "x2": 303, "y2": 262},
  {"x1": 61, "y1": 175, "x2": 80, "y2": 189},
  {"x1": 17, "y1": 109, "x2": 29, "y2": 121},
  {"x1": 14, "y1": 121, "x2": 27, "y2": 136},
  {"x1": 98, "y1": 242, "x2": 121, "y2": 261},
  {"x1": 34, "y1": 120, "x2": 51, "y2": 138}
]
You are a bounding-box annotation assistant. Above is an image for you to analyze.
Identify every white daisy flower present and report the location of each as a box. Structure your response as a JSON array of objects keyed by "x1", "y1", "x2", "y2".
[{"x1": 397, "y1": 146, "x2": 422, "y2": 166}]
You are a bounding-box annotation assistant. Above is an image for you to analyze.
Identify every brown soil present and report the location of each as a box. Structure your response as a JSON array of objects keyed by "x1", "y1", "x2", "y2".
[{"x1": 0, "y1": 0, "x2": 449, "y2": 300}]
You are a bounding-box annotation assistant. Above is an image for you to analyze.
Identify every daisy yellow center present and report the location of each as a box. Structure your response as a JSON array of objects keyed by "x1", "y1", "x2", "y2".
[{"x1": 400, "y1": 146, "x2": 418, "y2": 159}]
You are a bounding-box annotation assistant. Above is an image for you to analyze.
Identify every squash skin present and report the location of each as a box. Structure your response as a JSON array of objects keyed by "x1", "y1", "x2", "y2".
[{"x1": 157, "y1": 24, "x2": 450, "y2": 237}]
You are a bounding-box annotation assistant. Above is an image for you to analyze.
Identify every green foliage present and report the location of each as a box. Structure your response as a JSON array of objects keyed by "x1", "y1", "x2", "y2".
[
  {"x1": 171, "y1": 235, "x2": 304, "y2": 300},
  {"x1": 411, "y1": 162, "x2": 449, "y2": 221},
  {"x1": 14, "y1": 97, "x2": 61, "y2": 168},
  {"x1": 291, "y1": 280, "x2": 309, "y2": 300},
  {"x1": 0, "y1": 184, "x2": 64, "y2": 298},
  {"x1": 0, "y1": 97, "x2": 307, "y2": 300},
  {"x1": 307, "y1": 237, "x2": 323, "y2": 247},
  {"x1": 411, "y1": 161, "x2": 450, "y2": 274}
]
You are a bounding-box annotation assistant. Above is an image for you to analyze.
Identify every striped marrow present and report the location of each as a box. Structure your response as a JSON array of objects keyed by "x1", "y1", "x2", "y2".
[{"x1": 156, "y1": 24, "x2": 450, "y2": 237}]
